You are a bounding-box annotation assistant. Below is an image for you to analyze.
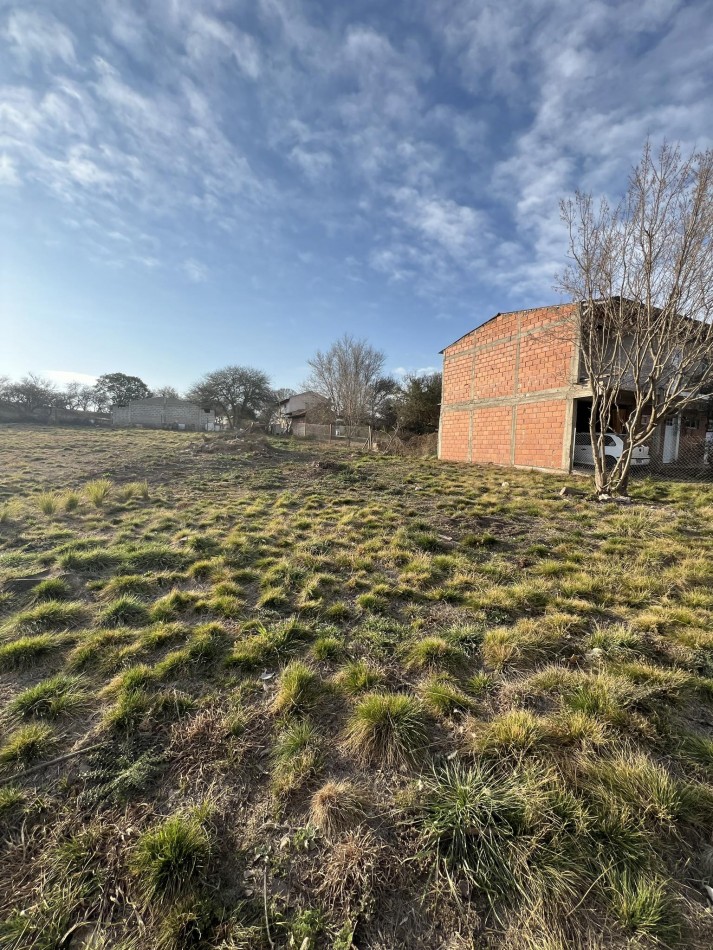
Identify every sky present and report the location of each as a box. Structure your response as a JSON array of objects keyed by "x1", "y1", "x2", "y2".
[{"x1": 1, "y1": 0, "x2": 711, "y2": 392}]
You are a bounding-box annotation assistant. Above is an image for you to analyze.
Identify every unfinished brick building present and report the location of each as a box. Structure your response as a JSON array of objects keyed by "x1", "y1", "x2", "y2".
[
  {"x1": 439, "y1": 304, "x2": 581, "y2": 472},
  {"x1": 438, "y1": 302, "x2": 712, "y2": 473}
]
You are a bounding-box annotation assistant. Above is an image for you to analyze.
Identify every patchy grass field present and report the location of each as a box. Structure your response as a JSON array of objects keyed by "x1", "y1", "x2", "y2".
[{"x1": 1, "y1": 424, "x2": 713, "y2": 948}]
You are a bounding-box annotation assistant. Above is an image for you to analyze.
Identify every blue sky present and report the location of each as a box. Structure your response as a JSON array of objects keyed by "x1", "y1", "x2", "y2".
[{"x1": 2, "y1": 1, "x2": 711, "y2": 392}]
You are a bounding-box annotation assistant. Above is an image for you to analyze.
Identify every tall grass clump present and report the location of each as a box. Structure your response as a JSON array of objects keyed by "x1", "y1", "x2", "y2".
[
  {"x1": 9, "y1": 600, "x2": 85, "y2": 634},
  {"x1": 9, "y1": 674, "x2": 88, "y2": 719},
  {"x1": 85, "y1": 478, "x2": 113, "y2": 507},
  {"x1": 344, "y1": 692, "x2": 430, "y2": 767},
  {"x1": 412, "y1": 761, "x2": 532, "y2": 901},
  {"x1": 0, "y1": 634, "x2": 58, "y2": 670},
  {"x1": 132, "y1": 807, "x2": 211, "y2": 903},
  {"x1": 36, "y1": 491, "x2": 60, "y2": 516},
  {"x1": 0, "y1": 723, "x2": 57, "y2": 764}
]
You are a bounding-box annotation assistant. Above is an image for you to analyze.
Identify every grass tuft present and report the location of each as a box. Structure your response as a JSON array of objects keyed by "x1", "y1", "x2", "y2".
[
  {"x1": 310, "y1": 779, "x2": 369, "y2": 837},
  {"x1": 344, "y1": 692, "x2": 430, "y2": 767},
  {"x1": 0, "y1": 723, "x2": 57, "y2": 765},
  {"x1": 85, "y1": 478, "x2": 113, "y2": 507},
  {"x1": 132, "y1": 807, "x2": 211, "y2": 903}
]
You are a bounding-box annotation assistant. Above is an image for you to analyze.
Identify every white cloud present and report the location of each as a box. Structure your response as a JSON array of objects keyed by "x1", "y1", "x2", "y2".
[
  {"x1": 392, "y1": 365, "x2": 440, "y2": 378},
  {"x1": 186, "y1": 13, "x2": 261, "y2": 79},
  {"x1": 182, "y1": 258, "x2": 209, "y2": 282},
  {"x1": 0, "y1": 154, "x2": 21, "y2": 187},
  {"x1": 43, "y1": 370, "x2": 98, "y2": 386},
  {"x1": 3, "y1": 10, "x2": 77, "y2": 68}
]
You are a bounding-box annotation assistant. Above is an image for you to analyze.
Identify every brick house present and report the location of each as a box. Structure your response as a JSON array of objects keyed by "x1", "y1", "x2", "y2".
[{"x1": 438, "y1": 303, "x2": 712, "y2": 472}]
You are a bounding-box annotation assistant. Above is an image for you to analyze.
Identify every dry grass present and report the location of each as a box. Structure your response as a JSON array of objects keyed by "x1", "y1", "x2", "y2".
[{"x1": 1, "y1": 425, "x2": 713, "y2": 948}]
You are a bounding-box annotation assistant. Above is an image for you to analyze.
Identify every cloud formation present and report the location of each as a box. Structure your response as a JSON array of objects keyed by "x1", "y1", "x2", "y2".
[{"x1": 1, "y1": 0, "x2": 710, "y2": 308}]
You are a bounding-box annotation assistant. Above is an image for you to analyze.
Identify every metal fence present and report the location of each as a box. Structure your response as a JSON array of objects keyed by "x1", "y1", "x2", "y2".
[
  {"x1": 572, "y1": 420, "x2": 713, "y2": 480},
  {"x1": 291, "y1": 422, "x2": 372, "y2": 443}
]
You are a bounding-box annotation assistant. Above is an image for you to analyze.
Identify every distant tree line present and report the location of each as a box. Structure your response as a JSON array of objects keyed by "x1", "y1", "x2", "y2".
[{"x1": 2, "y1": 337, "x2": 441, "y2": 434}]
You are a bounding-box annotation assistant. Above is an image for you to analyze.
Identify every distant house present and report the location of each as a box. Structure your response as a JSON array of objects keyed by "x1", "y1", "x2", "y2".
[
  {"x1": 112, "y1": 396, "x2": 216, "y2": 431},
  {"x1": 274, "y1": 391, "x2": 330, "y2": 434}
]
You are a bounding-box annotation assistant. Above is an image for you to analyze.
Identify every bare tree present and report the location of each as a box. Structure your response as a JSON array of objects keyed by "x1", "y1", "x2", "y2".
[
  {"x1": 187, "y1": 365, "x2": 272, "y2": 429},
  {"x1": 1, "y1": 374, "x2": 58, "y2": 411},
  {"x1": 154, "y1": 385, "x2": 179, "y2": 399},
  {"x1": 558, "y1": 141, "x2": 713, "y2": 496},
  {"x1": 306, "y1": 335, "x2": 386, "y2": 428},
  {"x1": 62, "y1": 381, "x2": 98, "y2": 411}
]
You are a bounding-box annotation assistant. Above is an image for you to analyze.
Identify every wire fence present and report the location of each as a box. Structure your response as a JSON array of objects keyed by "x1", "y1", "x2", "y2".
[
  {"x1": 290, "y1": 422, "x2": 372, "y2": 443},
  {"x1": 572, "y1": 418, "x2": 713, "y2": 480}
]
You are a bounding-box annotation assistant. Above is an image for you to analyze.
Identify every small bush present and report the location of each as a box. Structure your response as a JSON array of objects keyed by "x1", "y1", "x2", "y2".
[
  {"x1": 85, "y1": 478, "x2": 113, "y2": 507},
  {"x1": 344, "y1": 692, "x2": 430, "y2": 767},
  {"x1": 335, "y1": 659, "x2": 385, "y2": 695},
  {"x1": 132, "y1": 808, "x2": 211, "y2": 903}
]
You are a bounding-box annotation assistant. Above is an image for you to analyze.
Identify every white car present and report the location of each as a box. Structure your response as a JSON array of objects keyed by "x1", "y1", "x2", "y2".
[{"x1": 573, "y1": 432, "x2": 650, "y2": 468}]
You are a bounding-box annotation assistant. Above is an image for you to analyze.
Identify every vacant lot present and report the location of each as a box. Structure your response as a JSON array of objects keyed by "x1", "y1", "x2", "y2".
[{"x1": 1, "y1": 425, "x2": 712, "y2": 949}]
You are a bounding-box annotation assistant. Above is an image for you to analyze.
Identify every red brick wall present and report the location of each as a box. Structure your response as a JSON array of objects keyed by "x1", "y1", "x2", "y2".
[
  {"x1": 439, "y1": 410, "x2": 470, "y2": 462},
  {"x1": 471, "y1": 406, "x2": 513, "y2": 463},
  {"x1": 440, "y1": 304, "x2": 577, "y2": 470},
  {"x1": 514, "y1": 400, "x2": 568, "y2": 468}
]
